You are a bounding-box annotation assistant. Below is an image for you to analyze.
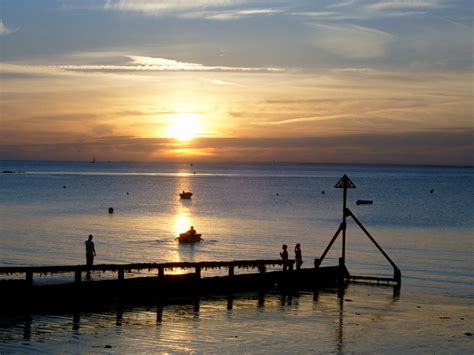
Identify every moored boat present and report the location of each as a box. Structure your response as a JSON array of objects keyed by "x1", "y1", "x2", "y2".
[
  {"x1": 356, "y1": 199, "x2": 373, "y2": 205},
  {"x1": 179, "y1": 191, "x2": 193, "y2": 199}
]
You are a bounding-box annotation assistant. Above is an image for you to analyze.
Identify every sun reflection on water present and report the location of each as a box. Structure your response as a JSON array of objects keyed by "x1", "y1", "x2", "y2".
[{"x1": 173, "y1": 209, "x2": 192, "y2": 236}]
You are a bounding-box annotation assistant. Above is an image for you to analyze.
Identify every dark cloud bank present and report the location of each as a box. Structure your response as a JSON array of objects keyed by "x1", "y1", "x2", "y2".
[{"x1": 1, "y1": 130, "x2": 472, "y2": 166}]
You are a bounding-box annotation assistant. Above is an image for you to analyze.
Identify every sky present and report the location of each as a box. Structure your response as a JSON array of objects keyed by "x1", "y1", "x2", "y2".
[{"x1": 0, "y1": 0, "x2": 473, "y2": 165}]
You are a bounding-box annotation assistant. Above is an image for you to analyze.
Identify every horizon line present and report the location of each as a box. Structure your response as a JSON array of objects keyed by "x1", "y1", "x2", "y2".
[{"x1": 1, "y1": 159, "x2": 472, "y2": 169}]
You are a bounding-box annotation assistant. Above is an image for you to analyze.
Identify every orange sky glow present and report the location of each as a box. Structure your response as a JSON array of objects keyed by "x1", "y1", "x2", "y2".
[{"x1": 1, "y1": 1, "x2": 472, "y2": 165}]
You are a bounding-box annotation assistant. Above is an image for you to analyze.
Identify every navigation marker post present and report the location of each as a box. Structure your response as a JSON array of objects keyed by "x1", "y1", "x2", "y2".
[
  {"x1": 316, "y1": 174, "x2": 401, "y2": 287},
  {"x1": 334, "y1": 174, "x2": 356, "y2": 265}
]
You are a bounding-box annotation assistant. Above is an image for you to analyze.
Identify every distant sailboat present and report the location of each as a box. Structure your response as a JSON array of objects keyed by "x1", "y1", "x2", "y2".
[{"x1": 90, "y1": 156, "x2": 96, "y2": 163}]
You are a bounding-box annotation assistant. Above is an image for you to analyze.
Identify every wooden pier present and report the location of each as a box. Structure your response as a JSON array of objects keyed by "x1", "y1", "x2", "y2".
[{"x1": 0, "y1": 259, "x2": 346, "y2": 312}]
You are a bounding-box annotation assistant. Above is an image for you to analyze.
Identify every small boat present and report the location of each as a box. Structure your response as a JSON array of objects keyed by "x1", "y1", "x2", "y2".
[
  {"x1": 177, "y1": 232, "x2": 203, "y2": 244},
  {"x1": 356, "y1": 200, "x2": 373, "y2": 205},
  {"x1": 179, "y1": 191, "x2": 193, "y2": 199}
]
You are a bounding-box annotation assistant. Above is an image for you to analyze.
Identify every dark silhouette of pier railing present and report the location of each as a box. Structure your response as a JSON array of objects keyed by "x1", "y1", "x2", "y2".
[
  {"x1": 0, "y1": 259, "x2": 296, "y2": 286},
  {"x1": 1, "y1": 259, "x2": 344, "y2": 312}
]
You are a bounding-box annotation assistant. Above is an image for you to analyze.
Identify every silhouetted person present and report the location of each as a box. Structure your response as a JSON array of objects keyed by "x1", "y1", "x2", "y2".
[
  {"x1": 187, "y1": 226, "x2": 196, "y2": 235},
  {"x1": 280, "y1": 244, "x2": 288, "y2": 271},
  {"x1": 85, "y1": 234, "x2": 96, "y2": 279},
  {"x1": 295, "y1": 243, "x2": 303, "y2": 270}
]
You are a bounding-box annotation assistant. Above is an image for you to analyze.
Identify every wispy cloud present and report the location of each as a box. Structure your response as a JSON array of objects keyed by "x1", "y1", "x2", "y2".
[
  {"x1": 206, "y1": 79, "x2": 237, "y2": 85},
  {"x1": 0, "y1": 19, "x2": 18, "y2": 35},
  {"x1": 56, "y1": 55, "x2": 284, "y2": 73},
  {"x1": 328, "y1": 1, "x2": 357, "y2": 9},
  {"x1": 1, "y1": 56, "x2": 284, "y2": 77},
  {"x1": 103, "y1": 0, "x2": 283, "y2": 20},
  {"x1": 104, "y1": 0, "x2": 244, "y2": 12},
  {"x1": 182, "y1": 8, "x2": 282, "y2": 20},
  {"x1": 367, "y1": 0, "x2": 439, "y2": 10},
  {"x1": 103, "y1": 0, "x2": 249, "y2": 15},
  {"x1": 310, "y1": 23, "x2": 394, "y2": 59},
  {"x1": 292, "y1": 0, "x2": 441, "y2": 20}
]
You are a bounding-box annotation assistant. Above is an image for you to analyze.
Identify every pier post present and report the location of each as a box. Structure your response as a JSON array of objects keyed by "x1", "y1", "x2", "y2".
[
  {"x1": 25, "y1": 271, "x2": 33, "y2": 287},
  {"x1": 337, "y1": 257, "x2": 345, "y2": 288},
  {"x1": 228, "y1": 264, "x2": 234, "y2": 277},
  {"x1": 74, "y1": 270, "x2": 81, "y2": 285},
  {"x1": 289, "y1": 262, "x2": 294, "y2": 271},
  {"x1": 158, "y1": 266, "x2": 165, "y2": 279},
  {"x1": 314, "y1": 258, "x2": 320, "y2": 268},
  {"x1": 335, "y1": 175, "x2": 356, "y2": 266},
  {"x1": 258, "y1": 263, "x2": 266, "y2": 274},
  {"x1": 195, "y1": 266, "x2": 201, "y2": 279},
  {"x1": 118, "y1": 268, "x2": 125, "y2": 281}
]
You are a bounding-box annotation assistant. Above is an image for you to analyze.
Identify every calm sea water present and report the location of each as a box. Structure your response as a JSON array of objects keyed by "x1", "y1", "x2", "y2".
[{"x1": 0, "y1": 161, "x2": 472, "y2": 353}]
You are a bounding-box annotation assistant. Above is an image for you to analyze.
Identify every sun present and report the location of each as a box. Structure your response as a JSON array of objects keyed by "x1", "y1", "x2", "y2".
[{"x1": 166, "y1": 114, "x2": 201, "y2": 141}]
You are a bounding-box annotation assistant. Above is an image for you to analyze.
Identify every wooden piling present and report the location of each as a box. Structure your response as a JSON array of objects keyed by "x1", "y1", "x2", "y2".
[
  {"x1": 158, "y1": 266, "x2": 165, "y2": 279},
  {"x1": 26, "y1": 271, "x2": 33, "y2": 287},
  {"x1": 74, "y1": 270, "x2": 81, "y2": 285}
]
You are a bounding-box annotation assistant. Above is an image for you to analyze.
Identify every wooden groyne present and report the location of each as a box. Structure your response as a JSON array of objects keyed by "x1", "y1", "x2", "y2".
[{"x1": 0, "y1": 259, "x2": 346, "y2": 312}]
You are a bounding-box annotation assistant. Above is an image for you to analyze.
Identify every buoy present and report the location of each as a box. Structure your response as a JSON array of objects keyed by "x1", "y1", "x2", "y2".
[
  {"x1": 322, "y1": 190, "x2": 325, "y2": 195},
  {"x1": 276, "y1": 193, "x2": 279, "y2": 196},
  {"x1": 356, "y1": 200, "x2": 373, "y2": 205},
  {"x1": 108, "y1": 207, "x2": 114, "y2": 214},
  {"x1": 63, "y1": 185, "x2": 66, "y2": 189},
  {"x1": 430, "y1": 189, "x2": 434, "y2": 193}
]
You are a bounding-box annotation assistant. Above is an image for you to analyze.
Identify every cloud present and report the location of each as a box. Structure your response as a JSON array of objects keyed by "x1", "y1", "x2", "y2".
[
  {"x1": 0, "y1": 63, "x2": 73, "y2": 77},
  {"x1": 3, "y1": 131, "x2": 471, "y2": 165},
  {"x1": 206, "y1": 79, "x2": 237, "y2": 85},
  {"x1": 367, "y1": 0, "x2": 439, "y2": 10},
  {"x1": 182, "y1": 8, "x2": 282, "y2": 20},
  {"x1": 56, "y1": 55, "x2": 284, "y2": 73},
  {"x1": 331, "y1": 67, "x2": 376, "y2": 73},
  {"x1": 310, "y1": 23, "x2": 394, "y2": 59},
  {"x1": 103, "y1": 0, "x2": 247, "y2": 15},
  {"x1": 0, "y1": 19, "x2": 18, "y2": 35},
  {"x1": 291, "y1": 0, "x2": 442, "y2": 20},
  {"x1": 0, "y1": 56, "x2": 284, "y2": 78},
  {"x1": 103, "y1": 0, "x2": 283, "y2": 20}
]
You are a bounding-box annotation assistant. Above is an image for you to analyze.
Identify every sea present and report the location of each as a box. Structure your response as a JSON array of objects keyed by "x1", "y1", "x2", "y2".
[{"x1": 0, "y1": 161, "x2": 472, "y2": 353}]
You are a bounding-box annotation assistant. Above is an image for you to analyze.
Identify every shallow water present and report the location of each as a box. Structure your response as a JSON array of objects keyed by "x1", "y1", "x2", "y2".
[
  {"x1": 0, "y1": 287, "x2": 472, "y2": 353},
  {"x1": 0, "y1": 162, "x2": 473, "y2": 352}
]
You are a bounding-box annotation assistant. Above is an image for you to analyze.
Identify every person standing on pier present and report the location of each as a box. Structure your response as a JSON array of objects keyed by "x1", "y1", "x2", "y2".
[
  {"x1": 85, "y1": 234, "x2": 96, "y2": 279},
  {"x1": 295, "y1": 243, "x2": 303, "y2": 270},
  {"x1": 280, "y1": 244, "x2": 289, "y2": 271}
]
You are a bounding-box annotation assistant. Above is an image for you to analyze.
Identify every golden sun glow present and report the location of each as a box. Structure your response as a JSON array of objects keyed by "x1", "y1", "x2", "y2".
[
  {"x1": 174, "y1": 209, "x2": 191, "y2": 235},
  {"x1": 166, "y1": 114, "x2": 202, "y2": 141}
]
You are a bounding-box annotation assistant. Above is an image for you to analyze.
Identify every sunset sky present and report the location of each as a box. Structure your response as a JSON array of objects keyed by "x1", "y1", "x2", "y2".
[{"x1": 1, "y1": 0, "x2": 472, "y2": 165}]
